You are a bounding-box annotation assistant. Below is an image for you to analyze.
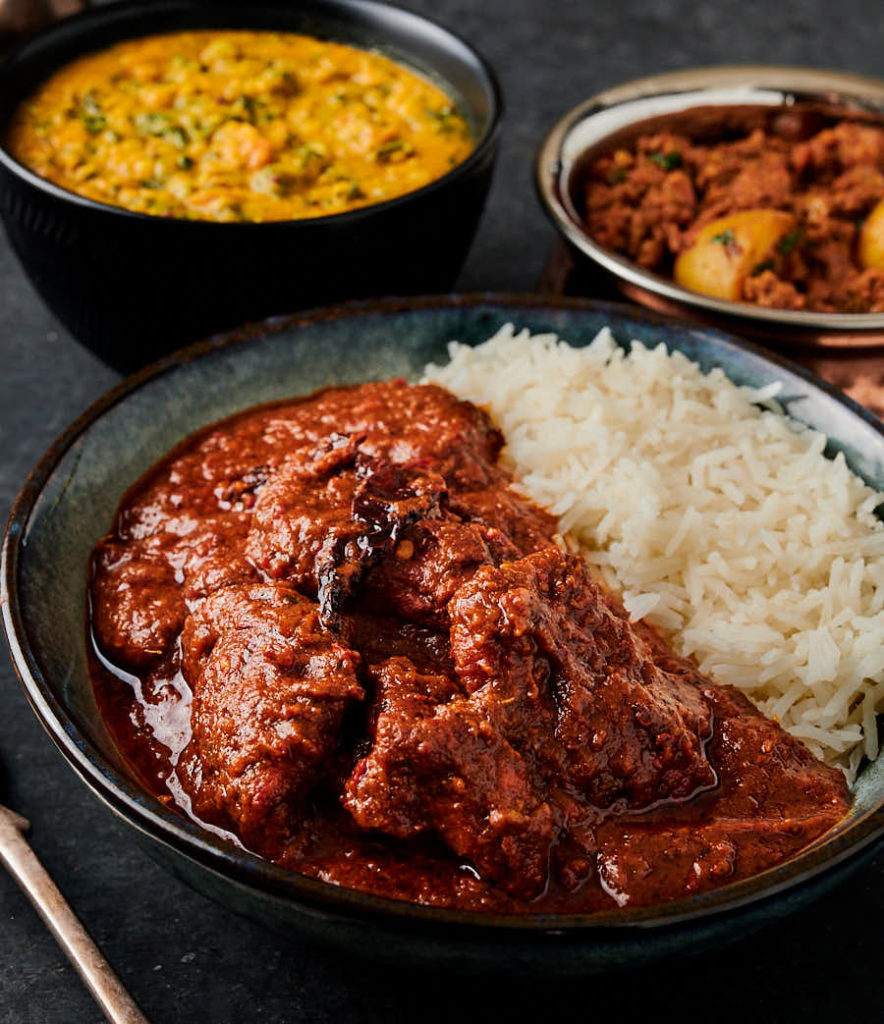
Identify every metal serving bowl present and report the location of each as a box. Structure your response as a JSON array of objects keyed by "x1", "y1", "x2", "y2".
[
  {"x1": 535, "y1": 66, "x2": 884, "y2": 349},
  {"x1": 0, "y1": 0, "x2": 502, "y2": 370}
]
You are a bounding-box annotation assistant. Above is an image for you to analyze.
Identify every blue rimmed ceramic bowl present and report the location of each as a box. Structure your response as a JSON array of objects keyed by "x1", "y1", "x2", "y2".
[{"x1": 2, "y1": 295, "x2": 882, "y2": 973}]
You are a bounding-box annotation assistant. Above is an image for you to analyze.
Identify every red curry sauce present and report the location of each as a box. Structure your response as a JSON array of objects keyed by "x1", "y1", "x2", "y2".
[{"x1": 89, "y1": 381, "x2": 850, "y2": 912}]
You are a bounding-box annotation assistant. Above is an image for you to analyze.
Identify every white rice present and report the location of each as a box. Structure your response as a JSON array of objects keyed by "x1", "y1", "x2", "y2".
[{"x1": 424, "y1": 324, "x2": 884, "y2": 780}]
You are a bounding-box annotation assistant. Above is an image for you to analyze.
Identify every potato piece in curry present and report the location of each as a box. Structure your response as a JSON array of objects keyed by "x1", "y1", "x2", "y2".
[
  {"x1": 674, "y1": 209, "x2": 796, "y2": 301},
  {"x1": 5, "y1": 30, "x2": 474, "y2": 222},
  {"x1": 860, "y1": 197, "x2": 884, "y2": 271}
]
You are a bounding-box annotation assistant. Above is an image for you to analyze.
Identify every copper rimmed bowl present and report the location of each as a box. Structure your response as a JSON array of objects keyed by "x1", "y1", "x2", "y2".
[{"x1": 536, "y1": 66, "x2": 884, "y2": 349}]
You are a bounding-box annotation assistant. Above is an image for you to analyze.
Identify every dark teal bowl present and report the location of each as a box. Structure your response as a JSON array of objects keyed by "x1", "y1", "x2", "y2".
[{"x1": 3, "y1": 295, "x2": 882, "y2": 972}]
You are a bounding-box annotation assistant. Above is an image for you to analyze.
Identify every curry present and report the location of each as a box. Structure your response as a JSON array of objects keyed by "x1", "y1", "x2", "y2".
[
  {"x1": 582, "y1": 120, "x2": 884, "y2": 313},
  {"x1": 89, "y1": 380, "x2": 850, "y2": 913},
  {"x1": 6, "y1": 31, "x2": 473, "y2": 222}
]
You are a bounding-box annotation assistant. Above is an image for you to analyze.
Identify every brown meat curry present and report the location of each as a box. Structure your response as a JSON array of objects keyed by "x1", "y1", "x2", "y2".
[
  {"x1": 89, "y1": 381, "x2": 850, "y2": 912},
  {"x1": 582, "y1": 118, "x2": 884, "y2": 313}
]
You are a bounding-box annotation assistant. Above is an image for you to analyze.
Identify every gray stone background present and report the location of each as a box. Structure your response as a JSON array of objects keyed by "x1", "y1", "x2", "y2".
[{"x1": 1, "y1": 1, "x2": 881, "y2": 1021}]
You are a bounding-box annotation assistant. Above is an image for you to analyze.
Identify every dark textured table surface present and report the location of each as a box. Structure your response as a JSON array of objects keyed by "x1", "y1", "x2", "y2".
[{"x1": 1, "y1": 1, "x2": 881, "y2": 1021}]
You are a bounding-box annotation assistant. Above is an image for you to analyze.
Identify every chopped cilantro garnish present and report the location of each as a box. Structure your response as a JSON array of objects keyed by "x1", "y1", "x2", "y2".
[
  {"x1": 608, "y1": 168, "x2": 627, "y2": 185},
  {"x1": 233, "y1": 95, "x2": 259, "y2": 122},
  {"x1": 374, "y1": 138, "x2": 414, "y2": 163},
  {"x1": 426, "y1": 105, "x2": 460, "y2": 133},
  {"x1": 649, "y1": 150, "x2": 681, "y2": 171},
  {"x1": 777, "y1": 229, "x2": 803, "y2": 255},
  {"x1": 711, "y1": 229, "x2": 736, "y2": 246},
  {"x1": 80, "y1": 92, "x2": 105, "y2": 133},
  {"x1": 751, "y1": 259, "x2": 776, "y2": 276},
  {"x1": 134, "y1": 112, "x2": 172, "y2": 135},
  {"x1": 164, "y1": 126, "x2": 189, "y2": 149},
  {"x1": 82, "y1": 93, "x2": 102, "y2": 117}
]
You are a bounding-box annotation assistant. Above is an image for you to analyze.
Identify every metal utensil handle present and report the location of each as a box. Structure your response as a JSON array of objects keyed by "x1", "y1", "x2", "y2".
[{"x1": 0, "y1": 810, "x2": 150, "y2": 1024}]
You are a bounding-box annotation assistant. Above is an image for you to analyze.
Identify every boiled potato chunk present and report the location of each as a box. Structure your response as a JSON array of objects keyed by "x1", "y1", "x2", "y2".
[
  {"x1": 674, "y1": 210, "x2": 796, "y2": 301},
  {"x1": 859, "y1": 198, "x2": 884, "y2": 270}
]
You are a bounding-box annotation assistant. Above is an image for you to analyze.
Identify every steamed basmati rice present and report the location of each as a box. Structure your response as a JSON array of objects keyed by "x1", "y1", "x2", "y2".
[{"x1": 425, "y1": 324, "x2": 884, "y2": 780}]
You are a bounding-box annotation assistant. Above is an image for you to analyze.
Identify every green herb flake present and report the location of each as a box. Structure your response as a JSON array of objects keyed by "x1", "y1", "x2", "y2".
[
  {"x1": 426, "y1": 105, "x2": 459, "y2": 133},
  {"x1": 751, "y1": 259, "x2": 776, "y2": 277},
  {"x1": 608, "y1": 168, "x2": 627, "y2": 185},
  {"x1": 80, "y1": 92, "x2": 106, "y2": 133},
  {"x1": 82, "y1": 92, "x2": 102, "y2": 117},
  {"x1": 164, "y1": 125, "x2": 189, "y2": 149},
  {"x1": 134, "y1": 112, "x2": 172, "y2": 136},
  {"x1": 177, "y1": 155, "x2": 194, "y2": 171},
  {"x1": 711, "y1": 228, "x2": 736, "y2": 246},
  {"x1": 295, "y1": 144, "x2": 325, "y2": 163},
  {"x1": 233, "y1": 95, "x2": 259, "y2": 123},
  {"x1": 649, "y1": 150, "x2": 681, "y2": 171},
  {"x1": 374, "y1": 138, "x2": 414, "y2": 163},
  {"x1": 777, "y1": 229, "x2": 804, "y2": 255}
]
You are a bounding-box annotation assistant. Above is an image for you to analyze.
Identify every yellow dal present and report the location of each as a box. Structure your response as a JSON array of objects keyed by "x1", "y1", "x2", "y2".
[{"x1": 6, "y1": 30, "x2": 474, "y2": 222}]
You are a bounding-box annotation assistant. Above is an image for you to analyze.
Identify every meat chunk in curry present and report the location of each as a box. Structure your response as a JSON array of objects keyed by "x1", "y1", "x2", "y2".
[{"x1": 90, "y1": 381, "x2": 850, "y2": 913}]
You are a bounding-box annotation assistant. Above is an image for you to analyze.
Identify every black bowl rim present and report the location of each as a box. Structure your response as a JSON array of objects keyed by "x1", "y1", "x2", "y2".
[
  {"x1": 2, "y1": 292, "x2": 882, "y2": 938},
  {"x1": 535, "y1": 64, "x2": 884, "y2": 332},
  {"x1": 0, "y1": 0, "x2": 503, "y2": 230}
]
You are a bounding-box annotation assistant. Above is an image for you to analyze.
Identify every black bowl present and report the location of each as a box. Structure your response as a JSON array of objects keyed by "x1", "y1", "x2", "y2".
[{"x1": 0, "y1": 1, "x2": 502, "y2": 370}]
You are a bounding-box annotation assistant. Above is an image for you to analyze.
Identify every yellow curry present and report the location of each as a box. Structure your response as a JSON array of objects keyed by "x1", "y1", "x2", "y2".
[{"x1": 6, "y1": 30, "x2": 474, "y2": 222}]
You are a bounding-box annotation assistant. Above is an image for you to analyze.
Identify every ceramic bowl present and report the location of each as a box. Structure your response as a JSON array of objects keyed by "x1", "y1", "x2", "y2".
[
  {"x1": 2, "y1": 295, "x2": 882, "y2": 973},
  {"x1": 0, "y1": 0, "x2": 502, "y2": 371},
  {"x1": 535, "y1": 66, "x2": 884, "y2": 349}
]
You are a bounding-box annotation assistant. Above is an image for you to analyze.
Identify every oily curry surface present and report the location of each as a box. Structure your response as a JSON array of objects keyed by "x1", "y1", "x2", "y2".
[
  {"x1": 88, "y1": 381, "x2": 850, "y2": 913},
  {"x1": 7, "y1": 31, "x2": 473, "y2": 222}
]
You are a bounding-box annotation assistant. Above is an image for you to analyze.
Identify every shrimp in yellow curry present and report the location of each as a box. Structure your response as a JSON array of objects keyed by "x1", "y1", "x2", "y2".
[{"x1": 6, "y1": 30, "x2": 474, "y2": 222}]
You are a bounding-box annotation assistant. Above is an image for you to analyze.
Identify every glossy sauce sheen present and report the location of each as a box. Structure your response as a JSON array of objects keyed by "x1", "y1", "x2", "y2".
[
  {"x1": 7, "y1": 31, "x2": 473, "y2": 222},
  {"x1": 89, "y1": 381, "x2": 850, "y2": 912}
]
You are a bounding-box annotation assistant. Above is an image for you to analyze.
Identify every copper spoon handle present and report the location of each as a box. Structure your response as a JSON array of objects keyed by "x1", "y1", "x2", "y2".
[{"x1": 0, "y1": 806, "x2": 150, "y2": 1024}]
